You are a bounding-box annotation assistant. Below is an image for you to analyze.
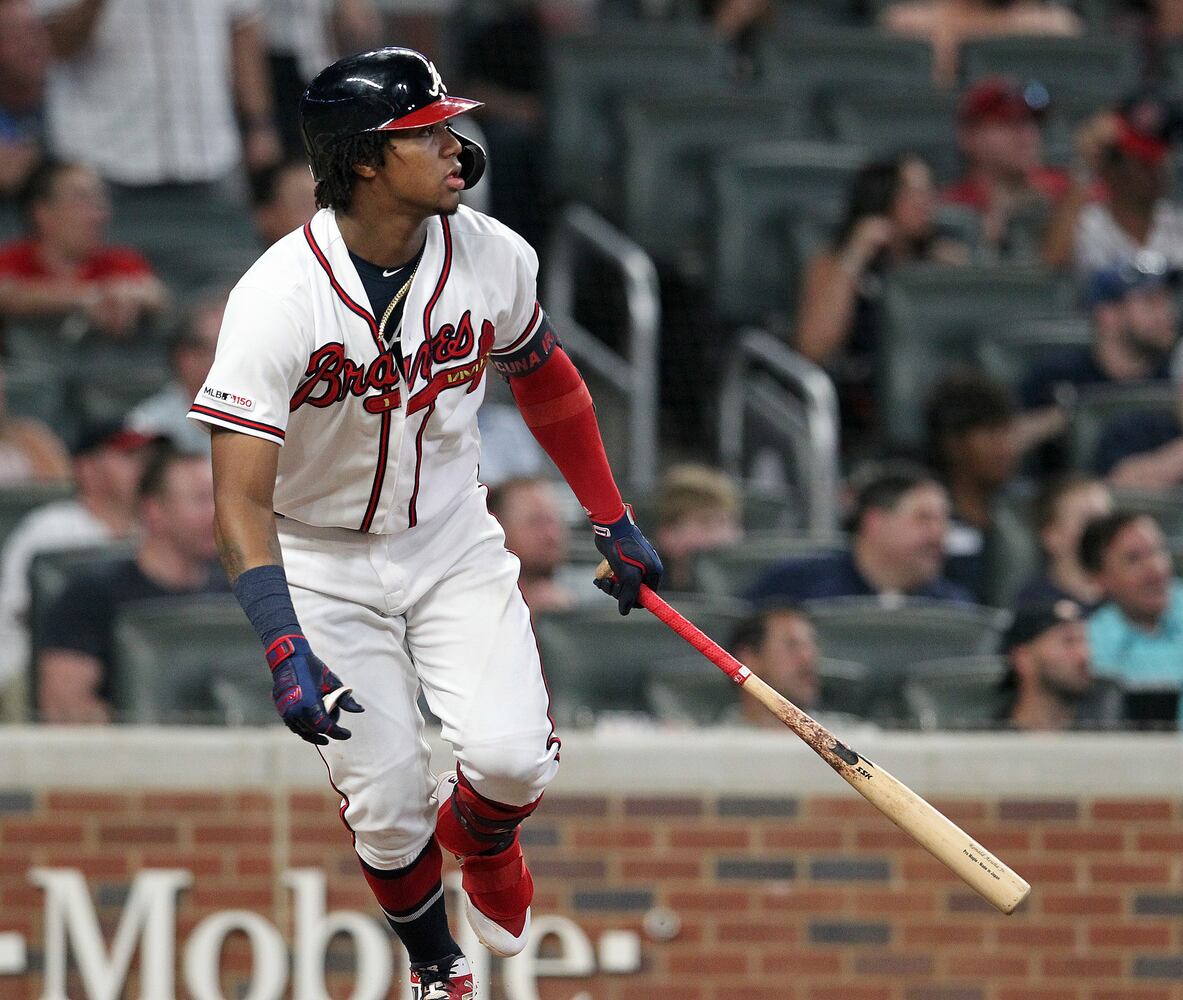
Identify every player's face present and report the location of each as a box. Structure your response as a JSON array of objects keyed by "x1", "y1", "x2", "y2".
[{"x1": 378, "y1": 123, "x2": 466, "y2": 215}]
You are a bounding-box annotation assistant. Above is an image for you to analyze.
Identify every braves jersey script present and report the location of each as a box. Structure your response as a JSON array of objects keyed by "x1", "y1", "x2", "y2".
[{"x1": 189, "y1": 206, "x2": 554, "y2": 533}]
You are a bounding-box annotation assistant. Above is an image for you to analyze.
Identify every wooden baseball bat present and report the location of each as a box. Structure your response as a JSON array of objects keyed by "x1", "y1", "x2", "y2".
[{"x1": 595, "y1": 564, "x2": 1031, "y2": 914}]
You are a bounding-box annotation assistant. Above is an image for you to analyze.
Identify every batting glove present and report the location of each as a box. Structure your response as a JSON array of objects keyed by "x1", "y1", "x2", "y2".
[
  {"x1": 265, "y1": 634, "x2": 363, "y2": 745},
  {"x1": 592, "y1": 505, "x2": 664, "y2": 615}
]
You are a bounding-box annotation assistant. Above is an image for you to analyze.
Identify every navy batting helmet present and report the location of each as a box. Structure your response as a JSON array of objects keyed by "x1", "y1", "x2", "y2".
[{"x1": 299, "y1": 47, "x2": 486, "y2": 189}]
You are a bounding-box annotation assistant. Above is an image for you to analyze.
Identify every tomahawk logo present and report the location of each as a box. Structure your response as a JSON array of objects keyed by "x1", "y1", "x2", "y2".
[{"x1": 5, "y1": 868, "x2": 641, "y2": 1000}]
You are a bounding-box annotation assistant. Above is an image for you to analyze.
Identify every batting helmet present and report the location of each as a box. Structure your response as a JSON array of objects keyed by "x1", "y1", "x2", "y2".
[{"x1": 299, "y1": 47, "x2": 487, "y2": 189}]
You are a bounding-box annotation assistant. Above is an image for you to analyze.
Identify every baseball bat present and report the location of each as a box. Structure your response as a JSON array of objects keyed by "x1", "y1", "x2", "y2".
[{"x1": 595, "y1": 564, "x2": 1031, "y2": 914}]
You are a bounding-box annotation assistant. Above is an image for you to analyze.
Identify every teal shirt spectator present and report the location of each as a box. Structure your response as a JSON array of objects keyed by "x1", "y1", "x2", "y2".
[{"x1": 1088, "y1": 580, "x2": 1183, "y2": 725}]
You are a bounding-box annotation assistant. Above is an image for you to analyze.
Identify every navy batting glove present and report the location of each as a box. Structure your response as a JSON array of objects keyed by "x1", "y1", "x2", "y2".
[
  {"x1": 592, "y1": 504, "x2": 664, "y2": 615},
  {"x1": 265, "y1": 634, "x2": 363, "y2": 745}
]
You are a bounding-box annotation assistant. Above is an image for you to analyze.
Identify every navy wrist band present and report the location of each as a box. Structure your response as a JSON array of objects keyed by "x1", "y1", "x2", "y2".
[{"x1": 233, "y1": 564, "x2": 302, "y2": 650}]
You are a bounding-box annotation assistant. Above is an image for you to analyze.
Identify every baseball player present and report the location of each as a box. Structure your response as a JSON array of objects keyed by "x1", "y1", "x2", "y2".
[{"x1": 190, "y1": 48, "x2": 663, "y2": 999}]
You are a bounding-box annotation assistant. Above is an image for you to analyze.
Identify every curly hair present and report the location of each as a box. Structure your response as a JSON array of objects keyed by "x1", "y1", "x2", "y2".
[{"x1": 313, "y1": 133, "x2": 390, "y2": 212}]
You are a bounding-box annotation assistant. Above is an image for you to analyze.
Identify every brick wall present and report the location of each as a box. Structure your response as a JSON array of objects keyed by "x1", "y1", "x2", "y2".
[{"x1": 2, "y1": 785, "x2": 1182, "y2": 999}]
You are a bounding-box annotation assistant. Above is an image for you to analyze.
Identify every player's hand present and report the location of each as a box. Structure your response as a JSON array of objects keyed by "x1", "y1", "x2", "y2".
[
  {"x1": 265, "y1": 634, "x2": 363, "y2": 745},
  {"x1": 591, "y1": 505, "x2": 663, "y2": 615}
]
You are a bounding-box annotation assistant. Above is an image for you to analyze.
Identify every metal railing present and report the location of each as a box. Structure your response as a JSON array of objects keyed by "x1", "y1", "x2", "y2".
[
  {"x1": 718, "y1": 328, "x2": 840, "y2": 539},
  {"x1": 544, "y1": 204, "x2": 661, "y2": 491}
]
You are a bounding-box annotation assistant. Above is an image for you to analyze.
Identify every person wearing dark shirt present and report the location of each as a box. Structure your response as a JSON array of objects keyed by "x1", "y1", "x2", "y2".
[
  {"x1": 747, "y1": 464, "x2": 972, "y2": 605},
  {"x1": 36, "y1": 443, "x2": 228, "y2": 723},
  {"x1": 1015, "y1": 473, "x2": 1113, "y2": 611},
  {"x1": 926, "y1": 371, "x2": 1024, "y2": 602},
  {"x1": 1022, "y1": 256, "x2": 1177, "y2": 413}
]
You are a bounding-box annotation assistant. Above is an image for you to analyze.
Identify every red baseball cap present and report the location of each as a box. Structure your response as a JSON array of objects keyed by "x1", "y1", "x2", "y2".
[
  {"x1": 1114, "y1": 92, "x2": 1178, "y2": 165},
  {"x1": 959, "y1": 77, "x2": 1049, "y2": 126}
]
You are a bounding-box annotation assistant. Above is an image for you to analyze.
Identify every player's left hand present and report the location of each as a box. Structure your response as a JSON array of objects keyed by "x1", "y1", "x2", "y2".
[
  {"x1": 592, "y1": 505, "x2": 663, "y2": 615},
  {"x1": 266, "y1": 634, "x2": 364, "y2": 745}
]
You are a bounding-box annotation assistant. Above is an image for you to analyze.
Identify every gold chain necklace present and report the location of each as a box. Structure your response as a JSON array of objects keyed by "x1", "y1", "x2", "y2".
[{"x1": 377, "y1": 261, "x2": 419, "y2": 344}]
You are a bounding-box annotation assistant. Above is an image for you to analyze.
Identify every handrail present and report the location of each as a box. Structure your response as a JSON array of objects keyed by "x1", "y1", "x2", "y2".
[
  {"x1": 718, "y1": 328, "x2": 840, "y2": 539},
  {"x1": 544, "y1": 204, "x2": 661, "y2": 491}
]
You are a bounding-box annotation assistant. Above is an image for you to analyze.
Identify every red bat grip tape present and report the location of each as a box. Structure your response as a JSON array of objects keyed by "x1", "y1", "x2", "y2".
[{"x1": 639, "y1": 585, "x2": 751, "y2": 685}]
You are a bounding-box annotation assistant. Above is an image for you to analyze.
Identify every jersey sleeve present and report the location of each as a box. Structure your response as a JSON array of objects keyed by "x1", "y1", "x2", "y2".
[
  {"x1": 490, "y1": 229, "x2": 543, "y2": 356},
  {"x1": 188, "y1": 284, "x2": 310, "y2": 447}
]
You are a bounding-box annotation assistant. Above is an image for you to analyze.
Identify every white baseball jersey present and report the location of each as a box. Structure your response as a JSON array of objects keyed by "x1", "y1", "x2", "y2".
[{"x1": 188, "y1": 206, "x2": 552, "y2": 532}]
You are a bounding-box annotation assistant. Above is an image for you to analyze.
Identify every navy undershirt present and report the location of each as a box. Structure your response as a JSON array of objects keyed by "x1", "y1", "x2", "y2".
[{"x1": 349, "y1": 243, "x2": 425, "y2": 354}]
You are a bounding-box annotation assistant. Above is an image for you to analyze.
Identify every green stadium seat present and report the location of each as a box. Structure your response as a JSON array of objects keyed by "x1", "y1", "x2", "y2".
[
  {"x1": 110, "y1": 595, "x2": 271, "y2": 725},
  {"x1": 804, "y1": 597, "x2": 1012, "y2": 724},
  {"x1": 647, "y1": 655, "x2": 873, "y2": 725},
  {"x1": 532, "y1": 594, "x2": 752, "y2": 725},
  {"x1": 759, "y1": 29, "x2": 934, "y2": 93},
  {"x1": 693, "y1": 533, "x2": 844, "y2": 598},
  {"x1": 878, "y1": 264, "x2": 1072, "y2": 446},
  {"x1": 1066, "y1": 382, "x2": 1177, "y2": 472},
  {"x1": 958, "y1": 36, "x2": 1139, "y2": 104},
  {"x1": 0, "y1": 482, "x2": 75, "y2": 552},
  {"x1": 1109, "y1": 487, "x2": 1183, "y2": 537},
  {"x1": 618, "y1": 89, "x2": 810, "y2": 265},
  {"x1": 981, "y1": 491, "x2": 1042, "y2": 609},
  {"x1": 901, "y1": 655, "x2": 1009, "y2": 730},
  {"x1": 712, "y1": 141, "x2": 866, "y2": 325},
  {"x1": 3, "y1": 361, "x2": 69, "y2": 429},
  {"x1": 974, "y1": 317, "x2": 1093, "y2": 389},
  {"x1": 546, "y1": 23, "x2": 731, "y2": 211},
  {"x1": 70, "y1": 364, "x2": 171, "y2": 426}
]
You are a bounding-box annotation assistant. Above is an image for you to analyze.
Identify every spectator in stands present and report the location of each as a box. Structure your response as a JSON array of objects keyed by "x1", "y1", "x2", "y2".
[
  {"x1": 729, "y1": 604, "x2": 820, "y2": 726},
  {"x1": 796, "y1": 153, "x2": 967, "y2": 441},
  {"x1": 1022, "y1": 256, "x2": 1177, "y2": 415},
  {"x1": 36, "y1": 442, "x2": 228, "y2": 723},
  {"x1": 251, "y1": 157, "x2": 317, "y2": 247},
  {"x1": 926, "y1": 370, "x2": 1022, "y2": 602},
  {"x1": 0, "y1": 159, "x2": 166, "y2": 339},
  {"x1": 0, "y1": 362, "x2": 69, "y2": 485},
  {"x1": 1092, "y1": 364, "x2": 1183, "y2": 489},
  {"x1": 747, "y1": 463, "x2": 972, "y2": 605},
  {"x1": 881, "y1": 0, "x2": 1082, "y2": 88},
  {"x1": 1082, "y1": 511, "x2": 1183, "y2": 726},
  {"x1": 262, "y1": 0, "x2": 382, "y2": 156},
  {"x1": 1016, "y1": 474, "x2": 1113, "y2": 609},
  {"x1": 1044, "y1": 92, "x2": 1183, "y2": 276},
  {"x1": 999, "y1": 597, "x2": 1110, "y2": 731},
  {"x1": 127, "y1": 293, "x2": 224, "y2": 454},
  {"x1": 488, "y1": 476, "x2": 575, "y2": 613},
  {"x1": 0, "y1": 0, "x2": 49, "y2": 201},
  {"x1": 33, "y1": 0, "x2": 281, "y2": 212},
  {"x1": 653, "y1": 464, "x2": 743, "y2": 591},
  {"x1": 944, "y1": 77, "x2": 1074, "y2": 255},
  {"x1": 0, "y1": 420, "x2": 153, "y2": 719}
]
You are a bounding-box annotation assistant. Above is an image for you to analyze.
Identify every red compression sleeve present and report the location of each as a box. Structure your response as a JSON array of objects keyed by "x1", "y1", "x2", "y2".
[{"x1": 508, "y1": 347, "x2": 625, "y2": 524}]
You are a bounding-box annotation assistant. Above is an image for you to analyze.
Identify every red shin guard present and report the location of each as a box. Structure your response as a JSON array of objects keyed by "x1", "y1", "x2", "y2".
[
  {"x1": 459, "y1": 832, "x2": 533, "y2": 937},
  {"x1": 359, "y1": 837, "x2": 444, "y2": 918}
]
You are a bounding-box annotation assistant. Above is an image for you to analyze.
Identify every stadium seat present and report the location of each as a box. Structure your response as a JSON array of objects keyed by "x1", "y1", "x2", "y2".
[
  {"x1": 981, "y1": 491, "x2": 1042, "y2": 609},
  {"x1": 532, "y1": 594, "x2": 752, "y2": 725},
  {"x1": 647, "y1": 654, "x2": 873, "y2": 725},
  {"x1": 1110, "y1": 487, "x2": 1183, "y2": 537},
  {"x1": 27, "y1": 543, "x2": 136, "y2": 711},
  {"x1": 618, "y1": 90, "x2": 810, "y2": 265},
  {"x1": 804, "y1": 598, "x2": 1012, "y2": 725},
  {"x1": 693, "y1": 533, "x2": 844, "y2": 597},
  {"x1": 3, "y1": 361, "x2": 69, "y2": 430},
  {"x1": 110, "y1": 595, "x2": 271, "y2": 725},
  {"x1": 0, "y1": 482, "x2": 75, "y2": 552},
  {"x1": 878, "y1": 264, "x2": 1072, "y2": 446},
  {"x1": 546, "y1": 23, "x2": 732, "y2": 211},
  {"x1": 712, "y1": 141, "x2": 866, "y2": 325},
  {"x1": 821, "y1": 84, "x2": 961, "y2": 184},
  {"x1": 958, "y1": 36, "x2": 1139, "y2": 105},
  {"x1": 901, "y1": 655, "x2": 1009, "y2": 730},
  {"x1": 70, "y1": 364, "x2": 171, "y2": 426},
  {"x1": 759, "y1": 29, "x2": 934, "y2": 94},
  {"x1": 1066, "y1": 382, "x2": 1177, "y2": 472},
  {"x1": 974, "y1": 316, "x2": 1093, "y2": 389}
]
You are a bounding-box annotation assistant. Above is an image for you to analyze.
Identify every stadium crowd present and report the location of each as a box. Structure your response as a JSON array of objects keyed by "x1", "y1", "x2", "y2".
[{"x1": 0, "y1": 0, "x2": 1182, "y2": 733}]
